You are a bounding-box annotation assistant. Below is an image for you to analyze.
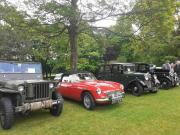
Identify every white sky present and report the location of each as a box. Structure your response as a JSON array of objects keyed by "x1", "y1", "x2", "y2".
[{"x1": 7, "y1": 0, "x2": 134, "y2": 27}]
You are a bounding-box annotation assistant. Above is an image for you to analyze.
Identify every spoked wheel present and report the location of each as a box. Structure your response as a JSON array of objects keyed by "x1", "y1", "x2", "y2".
[
  {"x1": 82, "y1": 92, "x2": 95, "y2": 110},
  {"x1": 161, "y1": 79, "x2": 171, "y2": 90},
  {"x1": 50, "y1": 92, "x2": 63, "y2": 116},
  {"x1": 0, "y1": 97, "x2": 14, "y2": 130},
  {"x1": 131, "y1": 82, "x2": 143, "y2": 96}
]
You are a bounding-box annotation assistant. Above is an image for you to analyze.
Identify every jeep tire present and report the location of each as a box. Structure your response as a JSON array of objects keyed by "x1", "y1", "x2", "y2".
[
  {"x1": 132, "y1": 82, "x2": 143, "y2": 96},
  {"x1": 0, "y1": 97, "x2": 14, "y2": 129},
  {"x1": 50, "y1": 92, "x2": 63, "y2": 116},
  {"x1": 82, "y1": 92, "x2": 96, "y2": 110}
]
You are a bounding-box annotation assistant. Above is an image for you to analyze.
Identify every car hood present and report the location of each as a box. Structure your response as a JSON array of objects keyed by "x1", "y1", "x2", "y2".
[
  {"x1": 3, "y1": 80, "x2": 51, "y2": 85},
  {"x1": 125, "y1": 72, "x2": 145, "y2": 76},
  {"x1": 0, "y1": 80, "x2": 51, "y2": 90},
  {"x1": 74, "y1": 80, "x2": 123, "y2": 92}
]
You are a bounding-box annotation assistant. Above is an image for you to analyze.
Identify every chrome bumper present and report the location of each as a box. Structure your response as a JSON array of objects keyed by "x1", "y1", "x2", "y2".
[{"x1": 96, "y1": 92, "x2": 125, "y2": 104}]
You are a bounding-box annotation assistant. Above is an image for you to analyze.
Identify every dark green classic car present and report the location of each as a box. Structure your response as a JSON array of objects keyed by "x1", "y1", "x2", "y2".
[{"x1": 98, "y1": 63, "x2": 159, "y2": 96}]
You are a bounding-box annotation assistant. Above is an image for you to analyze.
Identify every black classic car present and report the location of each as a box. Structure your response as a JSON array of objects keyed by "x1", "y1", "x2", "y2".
[
  {"x1": 98, "y1": 63, "x2": 159, "y2": 96},
  {"x1": 0, "y1": 61, "x2": 64, "y2": 129},
  {"x1": 135, "y1": 63, "x2": 179, "y2": 89}
]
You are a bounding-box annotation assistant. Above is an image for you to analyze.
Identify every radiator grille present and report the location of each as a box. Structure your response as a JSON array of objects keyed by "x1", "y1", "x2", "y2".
[{"x1": 26, "y1": 83, "x2": 50, "y2": 100}]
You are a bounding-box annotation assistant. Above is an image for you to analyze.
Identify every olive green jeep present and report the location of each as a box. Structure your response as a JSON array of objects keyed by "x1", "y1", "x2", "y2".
[
  {"x1": 0, "y1": 61, "x2": 63, "y2": 129},
  {"x1": 98, "y1": 63, "x2": 159, "y2": 96}
]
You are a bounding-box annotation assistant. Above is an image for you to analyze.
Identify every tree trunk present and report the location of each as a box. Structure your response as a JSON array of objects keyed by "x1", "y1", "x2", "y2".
[
  {"x1": 69, "y1": 30, "x2": 78, "y2": 73},
  {"x1": 69, "y1": 0, "x2": 78, "y2": 73}
]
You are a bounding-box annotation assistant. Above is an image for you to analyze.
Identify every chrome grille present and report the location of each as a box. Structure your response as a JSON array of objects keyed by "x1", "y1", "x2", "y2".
[
  {"x1": 106, "y1": 91, "x2": 121, "y2": 97},
  {"x1": 145, "y1": 80, "x2": 152, "y2": 88}
]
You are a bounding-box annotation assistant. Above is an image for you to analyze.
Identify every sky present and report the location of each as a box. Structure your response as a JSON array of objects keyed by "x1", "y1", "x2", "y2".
[{"x1": 7, "y1": 0, "x2": 133, "y2": 27}]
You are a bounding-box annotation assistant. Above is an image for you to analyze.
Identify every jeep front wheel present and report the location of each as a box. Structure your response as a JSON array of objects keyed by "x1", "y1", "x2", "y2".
[
  {"x1": 50, "y1": 92, "x2": 63, "y2": 116},
  {"x1": 131, "y1": 82, "x2": 143, "y2": 96},
  {"x1": 82, "y1": 92, "x2": 96, "y2": 110},
  {"x1": 0, "y1": 97, "x2": 14, "y2": 130}
]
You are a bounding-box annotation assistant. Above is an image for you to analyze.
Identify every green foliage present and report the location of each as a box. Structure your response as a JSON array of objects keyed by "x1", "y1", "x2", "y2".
[{"x1": 78, "y1": 33, "x2": 101, "y2": 73}]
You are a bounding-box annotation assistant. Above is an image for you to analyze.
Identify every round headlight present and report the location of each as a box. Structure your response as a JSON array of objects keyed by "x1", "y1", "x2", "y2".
[
  {"x1": 120, "y1": 84, "x2": 124, "y2": 90},
  {"x1": 144, "y1": 74, "x2": 149, "y2": 80},
  {"x1": 49, "y1": 83, "x2": 54, "y2": 89},
  {"x1": 18, "y1": 86, "x2": 24, "y2": 92},
  {"x1": 96, "y1": 88, "x2": 102, "y2": 95},
  {"x1": 153, "y1": 75, "x2": 157, "y2": 79}
]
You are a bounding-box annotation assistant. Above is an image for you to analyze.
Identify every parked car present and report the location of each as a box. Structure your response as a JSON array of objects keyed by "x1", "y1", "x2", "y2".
[
  {"x1": 56, "y1": 72, "x2": 125, "y2": 110},
  {"x1": 98, "y1": 63, "x2": 159, "y2": 96},
  {"x1": 54, "y1": 73, "x2": 63, "y2": 81},
  {"x1": 0, "y1": 61, "x2": 63, "y2": 129},
  {"x1": 135, "y1": 63, "x2": 179, "y2": 89}
]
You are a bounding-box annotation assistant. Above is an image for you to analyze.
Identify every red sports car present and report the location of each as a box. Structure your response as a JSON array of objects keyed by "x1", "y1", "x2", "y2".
[{"x1": 56, "y1": 72, "x2": 125, "y2": 110}]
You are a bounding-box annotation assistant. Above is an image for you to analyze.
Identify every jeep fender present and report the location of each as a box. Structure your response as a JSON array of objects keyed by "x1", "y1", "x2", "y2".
[{"x1": 0, "y1": 88, "x2": 20, "y2": 94}]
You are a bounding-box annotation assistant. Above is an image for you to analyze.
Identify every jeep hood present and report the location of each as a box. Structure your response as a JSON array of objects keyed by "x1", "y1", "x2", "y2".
[{"x1": 0, "y1": 80, "x2": 51, "y2": 90}]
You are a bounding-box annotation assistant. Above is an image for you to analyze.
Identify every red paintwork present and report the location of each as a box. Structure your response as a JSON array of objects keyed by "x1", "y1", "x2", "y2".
[{"x1": 56, "y1": 79, "x2": 124, "y2": 104}]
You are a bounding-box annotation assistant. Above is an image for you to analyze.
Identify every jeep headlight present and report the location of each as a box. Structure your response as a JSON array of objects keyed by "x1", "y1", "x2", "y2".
[
  {"x1": 18, "y1": 86, "x2": 24, "y2": 92},
  {"x1": 144, "y1": 73, "x2": 149, "y2": 80},
  {"x1": 96, "y1": 88, "x2": 102, "y2": 95},
  {"x1": 49, "y1": 83, "x2": 54, "y2": 89}
]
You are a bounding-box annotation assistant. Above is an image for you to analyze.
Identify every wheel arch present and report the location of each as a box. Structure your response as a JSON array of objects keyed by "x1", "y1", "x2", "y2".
[
  {"x1": 127, "y1": 80, "x2": 144, "y2": 90},
  {"x1": 0, "y1": 91, "x2": 21, "y2": 107},
  {"x1": 80, "y1": 90, "x2": 94, "y2": 101}
]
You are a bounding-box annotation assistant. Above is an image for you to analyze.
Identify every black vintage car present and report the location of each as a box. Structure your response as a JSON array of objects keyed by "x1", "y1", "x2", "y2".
[
  {"x1": 98, "y1": 63, "x2": 159, "y2": 96},
  {"x1": 0, "y1": 61, "x2": 64, "y2": 129},
  {"x1": 135, "y1": 63, "x2": 179, "y2": 89}
]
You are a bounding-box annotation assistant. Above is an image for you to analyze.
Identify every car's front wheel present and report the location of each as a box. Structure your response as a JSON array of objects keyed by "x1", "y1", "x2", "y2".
[
  {"x1": 50, "y1": 92, "x2": 63, "y2": 116},
  {"x1": 0, "y1": 97, "x2": 14, "y2": 130},
  {"x1": 160, "y1": 78, "x2": 171, "y2": 89},
  {"x1": 82, "y1": 92, "x2": 96, "y2": 110},
  {"x1": 131, "y1": 82, "x2": 143, "y2": 96}
]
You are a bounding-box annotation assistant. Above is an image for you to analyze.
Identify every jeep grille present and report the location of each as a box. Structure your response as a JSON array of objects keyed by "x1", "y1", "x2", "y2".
[{"x1": 26, "y1": 83, "x2": 50, "y2": 100}]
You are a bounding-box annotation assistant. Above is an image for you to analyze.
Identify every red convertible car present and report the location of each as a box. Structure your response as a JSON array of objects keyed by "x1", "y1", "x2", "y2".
[{"x1": 56, "y1": 72, "x2": 125, "y2": 110}]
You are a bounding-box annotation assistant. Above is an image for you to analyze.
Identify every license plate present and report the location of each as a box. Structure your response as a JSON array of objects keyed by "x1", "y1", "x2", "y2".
[{"x1": 111, "y1": 96, "x2": 121, "y2": 104}]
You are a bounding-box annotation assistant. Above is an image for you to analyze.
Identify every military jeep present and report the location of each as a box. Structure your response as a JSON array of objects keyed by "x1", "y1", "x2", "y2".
[
  {"x1": 98, "y1": 63, "x2": 159, "y2": 96},
  {"x1": 0, "y1": 61, "x2": 63, "y2": 129},
  {"x1": 135, "y1": 63, "x2": 179, "y2": 89}
]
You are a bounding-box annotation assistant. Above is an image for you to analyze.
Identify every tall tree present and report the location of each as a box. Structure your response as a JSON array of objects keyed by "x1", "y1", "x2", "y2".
[{"x1": 24, "y1": 0, "x2": 132, "y2": 72}]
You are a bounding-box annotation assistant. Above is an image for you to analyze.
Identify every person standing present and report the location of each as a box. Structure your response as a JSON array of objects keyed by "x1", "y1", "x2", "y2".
[
  {"x1": 162, "y1": 60, "x2": 171, "y2": 71},
  {"x1": 174, "y1": 60, "x2": 180, "y2": 83}
]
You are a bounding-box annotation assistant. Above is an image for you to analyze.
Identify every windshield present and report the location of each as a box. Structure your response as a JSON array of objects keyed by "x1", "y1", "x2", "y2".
[
  {"x1": 0, "y1": 62, "x2": 42, "y2": 74},
  {"x1": 62, "y1": 73, "x2": 96, "y2": 83},
  {"x1": 137, "y1": 64, "x2": 150, "y2": 71},
  {"x1": 124, "y1": 65, "x2": 136, "y2": 72}
]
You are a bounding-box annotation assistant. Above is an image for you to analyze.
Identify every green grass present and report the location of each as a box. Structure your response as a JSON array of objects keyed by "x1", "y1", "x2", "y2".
[{"x1": 1, "y1": 87, "x2": 180, "y2": 135}]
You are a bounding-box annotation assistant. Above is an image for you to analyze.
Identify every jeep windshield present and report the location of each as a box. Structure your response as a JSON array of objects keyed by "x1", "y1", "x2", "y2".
[
  {"x1": 0, "y1": 61, "x2": 42, "y2": 80},
  {"x1": 0, "y1": 62, "x2": 42, "y2": 73}
]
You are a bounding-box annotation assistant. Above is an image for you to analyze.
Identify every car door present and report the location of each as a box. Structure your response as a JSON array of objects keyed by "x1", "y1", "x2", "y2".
[
  {"x1": 111, "y1": 65, "x2": 127, "y2": 87},
  {"x1": 58, "y1": 76, "x2": 75, "y2": 99},
  {"x1": 98, "y1": 65, "x2": 112, "y2": 81}
]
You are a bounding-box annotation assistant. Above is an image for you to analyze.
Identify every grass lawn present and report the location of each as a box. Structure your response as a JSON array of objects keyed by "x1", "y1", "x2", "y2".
[{"x1": 1, "y1": 87, "x2": 180, "y2": 135}]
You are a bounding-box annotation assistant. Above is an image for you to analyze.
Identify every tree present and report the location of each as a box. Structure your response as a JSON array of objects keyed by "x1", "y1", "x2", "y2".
[{"x1": 24, "y1": 0, "x2": 133, "y2": 72}]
